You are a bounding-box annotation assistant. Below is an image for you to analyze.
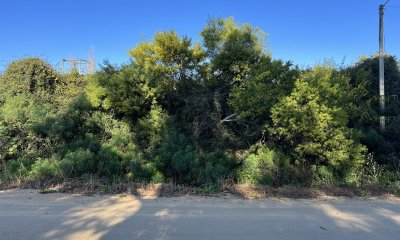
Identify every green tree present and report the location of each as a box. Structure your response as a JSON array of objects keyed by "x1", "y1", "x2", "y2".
[
  {"x1": 129, "y1": 31, "x2": 205, "y2": 97},
  {"x1": 195, "y1": 17, "x2": 272, "y2": 149},
  {"x1": 54, "y1": 69, "x2": 88, "y2": 108},
  {"x1": 345, "y1": 55, "x2": 400, "y2": 166},
  {"x1": 228, "y1": 58, "x2": 300, "y2": 141},
  {"x1": 155, "y1": 127, "x2": 199, "y2": 184},
  {"x1": 0, "y1": 94, "x2": 58, "y2": 173},
  {"x1": 200, "y1": 17, "x2": 267, "y2": 88},
  {"x1": 269, "y1": 66, "x2": 366, "y2": 182},
  {"x1": 0, "y1": 58, "x2": 59, "y2": 103},
  {"x1": 87, "y1": 62, "x2": 156, "y2": 118}
]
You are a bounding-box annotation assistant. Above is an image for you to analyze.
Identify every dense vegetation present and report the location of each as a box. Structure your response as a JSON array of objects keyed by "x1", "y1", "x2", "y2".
[{"x1": 1, "y1": 18, "x2": 400, "y2": 191}]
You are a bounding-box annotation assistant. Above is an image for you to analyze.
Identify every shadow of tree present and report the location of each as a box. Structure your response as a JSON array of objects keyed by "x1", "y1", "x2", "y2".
[
  {"x1": 100, "y1": 197, "x2": 400, "y2": 240},
  {"x1": 41, "y1": 184, "x2": 179, "y2": 239},
  {"x1": 43, "y1": 195, "x2": 142, "y2": 239}
]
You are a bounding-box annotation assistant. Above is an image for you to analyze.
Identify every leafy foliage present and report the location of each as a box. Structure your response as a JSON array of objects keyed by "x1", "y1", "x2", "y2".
[
  {"x1": 1, "y1": 18, "x2": 399, "y2": 189},
  {"x1": 238, "y1": 144, "x2": 295, "y2": 186},
  {"x1": 269, "y1": 66, "x2": 366, "y2": 183},
  {"x1": 87, "y1": 62, "x2": 155, "y2": 118},
  {"x1": 0, "y1": 58, "x2": 59, "y2": 103},
  {"x1": 345, "y1": 55, "x2": 400, "y2": 166},
  {"x1": 154, "y1": 127, "x2": 199, "y2": 184}
]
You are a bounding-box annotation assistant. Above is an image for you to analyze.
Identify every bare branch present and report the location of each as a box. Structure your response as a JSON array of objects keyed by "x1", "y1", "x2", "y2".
[{"x1": 220, "y1": 113, "x2": 237, "y2": 123}]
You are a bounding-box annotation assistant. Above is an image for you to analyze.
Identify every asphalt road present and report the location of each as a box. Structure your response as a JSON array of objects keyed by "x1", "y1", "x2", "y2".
[{"x1": 0, "y1": 189, "x2": 399, "y2": 240}]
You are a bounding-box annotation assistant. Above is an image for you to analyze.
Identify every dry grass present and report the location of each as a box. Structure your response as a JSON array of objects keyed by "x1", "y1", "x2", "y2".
[
  {"x1": 227, "y1": 184, "x2": 396, "y2": 199},
  {"x1": 0, "y1": 178, "x2": 398, "y2": 199},
  {"x1": 0, "y1": 178, "x2": 202, "y2": 198}
]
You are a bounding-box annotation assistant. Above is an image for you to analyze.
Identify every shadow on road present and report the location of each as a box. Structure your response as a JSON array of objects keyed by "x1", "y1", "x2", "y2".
[
  {"x1": 42, "y1": 195, "x2": 142, "y2": 239},
  {"x1": 2, "y1": 189, "x2": 398, "y2": 240}
]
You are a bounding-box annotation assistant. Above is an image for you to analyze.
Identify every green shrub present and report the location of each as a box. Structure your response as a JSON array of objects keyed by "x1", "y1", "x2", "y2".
[
  {"x1": 151, "y1": 170, "x2": 165, "y2": 183},
  {"x1": 126, "y1": 155, "x2": 166, "y2": 183},
  {"x1": 67, "y1": 137, "x2": 100, "y2": 153},
  {"x1": 31, "y1": 94, "x2": 93, "y2": 142},
  {"x1": 96, "y1": 146, "x2": 122, "y2": 177},
  {"x1": 238, "y1": 144, "x2": 295, "y2": 186},
  {"x1": 269, "y1": 66, "x2": 366, "y2": 180},
  {"x1": 136, "y1": 104, "x2": 169, "y2": 153},
  {"x1": 203, "y1": 162, "x2": 227, "y2": 185},
  {"x1": 59, "y1": 148, "x2": 95, "y2": 177},
  {"x1": 312, "y1": 165, "x2": 336, "y2": 186},
  {"x1": 126, "y1": 154, "x2": 154, "y2": 182},
  {"x1": 0, "y1": 58, "x2": 59, "y2": 102},
  {"x1": 29, "y1": 158, "x2": 61, "y2": 180},
  {"x1": 387, "y1": 181, "x2": 400, "y2": 196},
  {"x1": 155, "y1": 129, "x2": 199, "y2": 183},
  {"x1": 198, "y1": 150, "x2": 237, "y2": 184},
  {"x1": 171, "y1": 145, "x2": 198, "y2": 177},
  {"x1": 2, "y1": 26, "x2": 400, "y2": 190},
  {"x1": 86, "y1": 62, "x2": 155, "y2": 118},
  {"x1": 238, "y1": 144, "x2": 277, "y2": 185},
  {"x1": 1, "y1": 157, "x2": 32, "y2": 180}
]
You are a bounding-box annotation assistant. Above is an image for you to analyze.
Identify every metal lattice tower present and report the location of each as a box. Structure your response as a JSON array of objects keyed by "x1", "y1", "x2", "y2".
[
  {"x1": 61, "y1": 58, "x2": 89, "y2": 75},
  {"x1": 61, "y1": 48, "x2": 96, "y2": 75}
]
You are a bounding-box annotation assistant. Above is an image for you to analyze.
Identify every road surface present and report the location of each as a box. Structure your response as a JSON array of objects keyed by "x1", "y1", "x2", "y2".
[{"x1": 0, "y1": 189, "x2": 399, "y2": 240}]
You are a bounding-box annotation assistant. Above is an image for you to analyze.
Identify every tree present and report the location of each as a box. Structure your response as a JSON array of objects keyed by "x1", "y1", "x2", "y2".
[
  {"x1": 127, "y1": 17, "x2": 272, "y2": 151},
  {"x1": 0, "y1": 94, "x2": 57, "y2": 172},
  {"x1": 87, "y1": 62, "x2": 156, "y2": 119},
  {"x1": 345, "y1": 55, "x2": 400, "y2": 166},
  {"x1": 269, "y1": 66, "x2": 366, "y2": 181},
  {"x1": 129, "y1": 31, "x2": 205, "y2": 97},
  {"x1": 195, "y1": 17, "x2": 272, "y2": 148},
  {"x1": 200, "y1": 17, "x2": 267, "y2": 88},
  {"x1": 0, "y1": 58, "x2": 59, "y2": 103},
  {"x1": 228, "y1": 57, "x2": 300, "y2": 140},
  {"x1": 54, "y1": 69, "x2": 88, "y2": 108}
]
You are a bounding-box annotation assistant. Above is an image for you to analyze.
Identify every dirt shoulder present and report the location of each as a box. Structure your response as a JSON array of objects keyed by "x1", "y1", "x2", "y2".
[{"x1": 1, "y1": 178, "x2": 399, "y2": 199}]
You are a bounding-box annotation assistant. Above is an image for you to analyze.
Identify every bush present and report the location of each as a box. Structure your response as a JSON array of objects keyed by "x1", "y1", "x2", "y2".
[
  {"x1": 151, "y1": 170, "x2": 166, "y2": 183},
  {"x1": 238, "y1": 144, "x2": 295, "y2": 186},
  {"x1": 136, "y1": 104, "x2": 169, "y2": 153},
  {"x1": 126, "y1": 154, "x2": 164, "y2": 182},
  {"x1": 67, "y1": 137, "x2": 100, "y2": 154},
  {"x1": 1, "y1": 157, "x2": 32, "y2": 180},
  {"x1": 127, "y1": 157, "x2": 149, "y2": 181},
  {"x1": 269, "y1": 66, "x2": 366, "y2": 179},
  {"x1": 0, "y1": 58, "x2": 59, "y2": 102},
  {"x1": 203, "y1": 162, "x2": 227, "y2": 185},
  {"x1": 86, "y1": 62, "x2": 154, "y2": 118},
  {"x1": 2, "y1": 25, "x2": 400, "y2": 191},
  {"x1": 312, "y1": 165, "x2": 336, "y2": 186},
  {"x1": 155, "y1": 129, "x2": 199, "y2": 183},
  {"x1": 96, "y1": 146, "x2": 122, "y2": 177},
  {"x1": 238, "y1": 144, "x2": 277, "y2": 185},
  {"x1": 29, "y1": 158, "x2": 61, "y2": 180},
  {"x1": 59, "y1": 148, "x2": 95, "y2": 177},
  {"x1": 198, "y1": 150, "x2": 237, "y2": 184},
  {"x1": 387, "y1": 181, "x2": 400, "y2": 196}
]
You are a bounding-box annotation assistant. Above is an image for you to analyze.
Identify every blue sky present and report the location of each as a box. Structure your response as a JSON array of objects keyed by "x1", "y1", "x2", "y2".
[{"x1": 0, "y1": 0, "x2": 399, "y2": 72}]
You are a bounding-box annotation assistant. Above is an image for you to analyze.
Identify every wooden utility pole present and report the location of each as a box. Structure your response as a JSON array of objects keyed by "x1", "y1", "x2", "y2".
[{"x1": 379, "y1": 3, "x2": 385, "y2": 131}]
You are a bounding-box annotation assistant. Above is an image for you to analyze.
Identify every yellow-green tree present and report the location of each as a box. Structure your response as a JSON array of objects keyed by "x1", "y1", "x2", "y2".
[{"x1": 269, "y1": 66, "x2": 366, "y2": 181}]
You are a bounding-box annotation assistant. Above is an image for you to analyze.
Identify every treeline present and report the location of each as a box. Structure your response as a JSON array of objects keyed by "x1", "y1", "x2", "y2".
[{"x1": 1, "y1": 18, "x2": 400, "y2": 188}]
